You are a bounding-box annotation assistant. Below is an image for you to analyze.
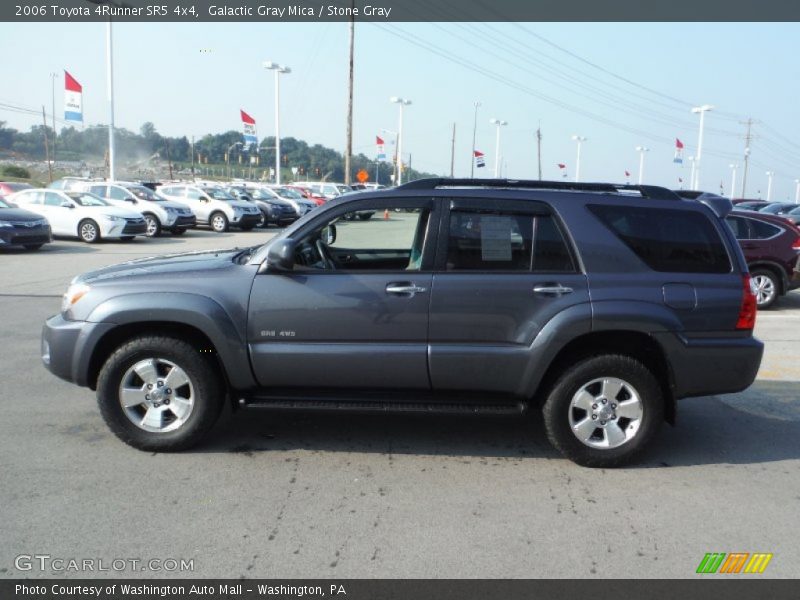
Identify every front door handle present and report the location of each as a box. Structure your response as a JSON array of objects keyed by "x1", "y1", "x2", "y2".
[
  {"x1": 386, "y1": 282, "x2": 428, "y2": 297},
  {"x1": 533, "y1": 284, "x2": 574, "y2": 296}
]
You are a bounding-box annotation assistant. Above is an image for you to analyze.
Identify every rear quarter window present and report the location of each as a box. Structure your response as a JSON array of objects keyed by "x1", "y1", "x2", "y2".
[{"x1": 589, "y1": 205, "x2": 731, "y2": 274}]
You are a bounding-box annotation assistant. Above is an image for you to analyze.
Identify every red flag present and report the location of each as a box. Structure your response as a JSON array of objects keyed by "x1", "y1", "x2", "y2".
[
  {"x1": 65, "y1": 70, "x2": 82, "y2": 93},
  {"x1": 676, "y1": 138, "x2": 684, "y2": 149},
  {"x1": 625, "y1": 170, "x2": 631, "y2": 177},
  {"x1": 240, "y1": 110, "x2": 256, "y2": 125},
  {"x1": 376, "y1": 136, "x2": 384, "y2": 146},
  {"x1": 557, "y1": 163, "x2": 566, "y2": 169},
  {"x1": 678, "y1": 177, "x2": 683, "y2": 183}
]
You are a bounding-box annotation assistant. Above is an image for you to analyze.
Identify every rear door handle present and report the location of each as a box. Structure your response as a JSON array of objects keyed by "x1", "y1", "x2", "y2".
[
  {"x1": 386, "y1": 282, "x2": 428, "y2": 297},
  {"x1": 533, "y1": 284, "x2": 574, "y2": 296}
]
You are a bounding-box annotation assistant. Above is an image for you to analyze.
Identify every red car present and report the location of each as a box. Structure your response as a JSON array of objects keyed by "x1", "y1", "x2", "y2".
[
  {"x1": 0, "y1": 181, "x2": 33, "y2": 199},
  {"x1": 287, "y1": 185, "x2": 326, "y2": 206},
  {"x1": 727, "y1": 210, "x2": 800, "y2": 308}
]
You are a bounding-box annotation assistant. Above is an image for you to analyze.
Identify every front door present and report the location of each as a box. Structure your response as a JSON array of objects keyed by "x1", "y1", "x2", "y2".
[
  {"x1": 248, "y1": 197, "x2": 439, "y2": 390},
  {"x1": 42, "y1": 191, "x2": 76, "y2": 236},
  {"x1": 428, "y1": 197, "x2": 591, "y2": 396}
]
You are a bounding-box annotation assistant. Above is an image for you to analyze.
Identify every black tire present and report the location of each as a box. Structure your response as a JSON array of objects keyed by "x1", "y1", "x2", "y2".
[
  {"x1": 78, "y1": 219, "x2": 101, "y2": 243},
  {"x1": 209, "y1": 211, "x2": 228, "y2": 233},
  {"x1": 96, "y1": 335, "x2": 224, "y2": 452},
  {"x1": 143, "y1": 213, "x2": 161, "y2": 238},
  {"x1": 542, "y1": 354, "x2": 664, "y2": 468},
  {"x1": 170, "y1": 228, "x2": 187, "y2": 236},
  {"x1": 751, "y1": 269, "x2": 780, "y2": 309},
  {"x1": 23, "y1": 243, "x2": 44, "y2": 250}
]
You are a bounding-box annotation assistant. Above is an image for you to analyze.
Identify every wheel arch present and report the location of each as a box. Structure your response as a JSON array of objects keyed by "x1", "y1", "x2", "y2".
[{"x1": 748, "y1": 261, "x2": 787, "y2": 295}]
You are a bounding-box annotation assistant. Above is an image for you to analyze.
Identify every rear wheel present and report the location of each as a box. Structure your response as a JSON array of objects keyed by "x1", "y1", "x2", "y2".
[
  {"x1": 96, "y1": 335, "x2": 224, "y2": 451},
  {"x1": 210, "y1": 212, "x2": 228, "y2": 233},
  {"x1": 143, "y1": 213, "x2": 161, "y2": 237},
  {"x1": 751, "y1": 269, "x2": 779, "y2": 309},
  {"x1": 542, "y1": 354, "x2": 663, "y2": 468},
  {"x1": 78, "y1": 219, "x2": 100, "y2": 243}
]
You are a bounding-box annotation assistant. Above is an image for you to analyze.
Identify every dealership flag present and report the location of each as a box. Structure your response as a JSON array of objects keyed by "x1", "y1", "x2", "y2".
[
  {"x1": 673, "y1": 138, "x2": 684, "y2": 164},
  {"x1": 558, "y1": 163, "x2": 567, "y2": 178},
  {"x1": 376, "y1": 135, "x2": 387, "y2": 162},
  {"x1": 64, "y1": 71, "x2": 83, "y2": 123},
  {"x1": 474, "y1": 150, "x2": 486, "y2": 168},
  {"x1": 241, "y1": 110, "x2": 258, "y2": 146}
]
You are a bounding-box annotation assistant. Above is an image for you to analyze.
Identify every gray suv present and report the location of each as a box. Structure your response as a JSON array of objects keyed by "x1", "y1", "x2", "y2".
[{"x1": 41, "y1": 179, "x2": 763, "y2": 467}]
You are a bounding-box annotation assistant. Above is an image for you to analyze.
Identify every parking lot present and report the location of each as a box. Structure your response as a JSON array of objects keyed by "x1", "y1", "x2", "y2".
[{"x1": 1, "y1": 230, "x2": 799, "y2": 579}]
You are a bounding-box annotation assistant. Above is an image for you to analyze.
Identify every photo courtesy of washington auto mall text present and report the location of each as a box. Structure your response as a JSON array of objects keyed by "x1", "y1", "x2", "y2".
[{"x1": 2, "y1": 0, "x2": 800, "y2": 598}]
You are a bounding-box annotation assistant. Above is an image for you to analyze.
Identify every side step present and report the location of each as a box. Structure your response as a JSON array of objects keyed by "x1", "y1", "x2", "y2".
[{"x1": 239, "y1": 395, "x2": 526, "y2": 416}]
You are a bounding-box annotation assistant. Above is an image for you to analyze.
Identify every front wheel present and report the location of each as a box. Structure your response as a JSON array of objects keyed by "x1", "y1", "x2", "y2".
[
  {"x1": 143, "y1": 213, "x2": 161, "y2": 237},
  {"x1": 96, "y1": 335, "x2": 224, "y2": 451},
  {"x1": 542, "y1": 355, "x2": 663, "y2": 468},
  {"x1": 751, "y1": 269, "x2": 779, "y2": 309},
  {"x1": 210, "y1": 212, "x2": 229, "y2": 233},
  {"x1": 78, "y1": 219, "x2": 100, "y2": 243}
]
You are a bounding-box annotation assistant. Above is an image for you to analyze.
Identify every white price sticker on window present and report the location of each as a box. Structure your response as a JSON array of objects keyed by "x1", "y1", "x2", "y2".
[{"x1": 480, "y1": 216, "x2": 513, "y2": 261}]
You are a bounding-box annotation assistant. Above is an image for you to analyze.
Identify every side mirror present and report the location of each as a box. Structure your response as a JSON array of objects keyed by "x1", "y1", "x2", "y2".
[
  {"x1": 126, "y1": 198, "x2": 137, "y2": 204},
  {"x1": 60, "y1": 201, "x2": 73, "y2": 208},
  {"x1": 266, "y1": 238, "x2": 296, "y2": 272},
  {"x1": 322, "y1": 224, "x2": 337, "y2": 245}
]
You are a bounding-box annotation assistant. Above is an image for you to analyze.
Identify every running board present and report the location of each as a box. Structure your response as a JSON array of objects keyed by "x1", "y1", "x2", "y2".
[{"x1": 239, "y1": 395, "x2": 526, "y2": 416}]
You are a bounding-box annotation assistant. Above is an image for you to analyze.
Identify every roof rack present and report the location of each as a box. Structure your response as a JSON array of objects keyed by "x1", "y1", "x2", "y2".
[{"x1": 396, "y1": 178, "x2": 680, "y2": 201}]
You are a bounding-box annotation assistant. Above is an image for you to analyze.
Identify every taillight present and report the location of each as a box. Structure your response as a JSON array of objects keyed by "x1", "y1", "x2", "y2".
[
  {"x1": 792, "y1": 236, "x2": 800, "y2": 251},
  {"x1": 736, "y1": 274, "x2": 757, "y2": 330}
]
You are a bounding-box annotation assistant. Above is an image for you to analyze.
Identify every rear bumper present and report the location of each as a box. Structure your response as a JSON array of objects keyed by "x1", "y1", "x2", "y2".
[
  {"x1": 654, "y1": 332, "x2": 764, "y2": 399},
  {"x1": 41, "y1": 314, "x2": 115, "y2": 388}
]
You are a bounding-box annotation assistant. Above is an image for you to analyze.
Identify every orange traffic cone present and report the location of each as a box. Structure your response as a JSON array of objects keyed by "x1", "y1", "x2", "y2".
[{"x1": 383, "y1": 208, "x2": 389, "y2": 220}]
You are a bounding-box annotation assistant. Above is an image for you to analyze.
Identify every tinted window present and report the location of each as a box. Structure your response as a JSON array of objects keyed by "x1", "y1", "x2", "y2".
[
  {"x1": 108, "y1": 186, "x2": 130, "y2": 201},
  {"x1": 725, "y1": 216, "x2": 750, "y2": 239},
  {"x1": 446, "y1": 211, "x2": 575, "y2": 272},
  {"x1": 590, "y1": 205, "x2": 731, "y2": 274},
  {"x1": 44, "y1": 192, "x2": 66, "y2": 207},
  {"x1": 748, "y1": 219, "x2": 781, "y2": 239},
  {"x1": 89, "y1": 185, "x2": 107, "y2": 197}
]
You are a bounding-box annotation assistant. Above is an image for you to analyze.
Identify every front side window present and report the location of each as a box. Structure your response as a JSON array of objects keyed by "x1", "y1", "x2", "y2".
[
  {"x1": 108, "y1": 186, "x2": 131, "y2": 201},
  {"x1": 294, "y1": 207, "x2": 431, "y2": 272},
  {"x1": 446, "y1": 211, "x2": 575, "y2": 272},
  {"x1": 590, "y1": 205, "x2": 731, "y2": 274},
  {"x1": 44, "y1": 192, "x2": 66, "y2": 207}
]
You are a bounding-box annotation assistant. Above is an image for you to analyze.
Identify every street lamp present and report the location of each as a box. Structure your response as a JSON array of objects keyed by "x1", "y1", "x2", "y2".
[
  {"x1": 765, "y1": 171, "x2": 774, "y2": 201},
  {"x1": 489, "y1": 118, "x2": 508, "y2": 178},
  {"x1": 635, "y1": 146, "x2": 649, "y2": 185},
  {"x1": 85, "y1": 0, "x2": 117, "y2": 181},
  {"x1": 226, "y1": 142, "x2": 242, "y2": 180},
  {"x1": 390, "y1": 97, "x2": 411, "y2": 185},
  {"x1": 687, "y1": 156, "x2": 696, "y2": 191},
  {"x1": 470, "y1": 101, "x2": 481, "y2": 178},
  {"x1": 795, "y1": 179, "x2": 800, "y2": 204},
  {"x1": 690, "y1": 104, "x2": 713, "y2": 190},
  {"x1": 571, "y1": 135, "x2": 587, "y2": 182},
  {"x1": 729, "y1": 164, "x2": 738, "y2": 200},
  {"x1": 263, "y1": 61, "x2": 290, "y2": 185}
]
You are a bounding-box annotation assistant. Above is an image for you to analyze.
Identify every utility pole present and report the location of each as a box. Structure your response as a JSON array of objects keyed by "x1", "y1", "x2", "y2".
[
  {"x1": 190, "y1": 135, "x2": 195, "y2": 181},
  {"x1": 536, "y1": 123, "x2": 542, "y2": 180},
  {"x1": 41, "y1": 106, "x2": 53, "y2": 183},
  {"x1": 740, "y1": 118, "x2": 754, "y2": 198},
  {"x1": 166, "y1": 140, "x2": 173, "y2": 180},
  {"x1": 344, "y1": 7, "x2": 354, "y2": 186},
  {"x1": 450, "y1": 122, "x2": 456, "y2": 177},
  {"x1": 50, "y1": 73, "x2": 58, "y2": 165}
]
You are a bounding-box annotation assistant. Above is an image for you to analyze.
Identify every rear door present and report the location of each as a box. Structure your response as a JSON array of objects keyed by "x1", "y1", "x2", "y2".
[
  {"x1": 428, "y1": 197, "x2": 590, "y2": 395},
  {"x1": 248, "y1": 196, "x2": 438, "y2": 390}
]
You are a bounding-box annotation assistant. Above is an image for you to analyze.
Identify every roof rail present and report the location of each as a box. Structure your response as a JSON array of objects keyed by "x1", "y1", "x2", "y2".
[{"x1": 396, "y1": 178, "x2": 680, "y2": 201}]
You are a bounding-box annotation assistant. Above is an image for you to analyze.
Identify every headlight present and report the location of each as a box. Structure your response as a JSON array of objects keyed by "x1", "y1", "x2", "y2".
[
  {"x1": 0, "y1": 222, "x2": 13, "y2": 228},
  {"x1": 37, "y1": 219, "x2": 49, "y2": 227},
  {"x1": 165, "y1": 207, "x2": 177, "y2": 215},
  {"x1": 103, "y1": 215, "x2": 124, "y2": 222},
  {"x1": 61, "y1": 283, "x2": 91, "y2": 313}
]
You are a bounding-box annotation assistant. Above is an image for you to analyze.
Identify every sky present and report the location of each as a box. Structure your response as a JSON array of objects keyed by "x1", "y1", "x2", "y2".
[{"x1": 2, "y1": 22, "x2": 800, "y2": 199}]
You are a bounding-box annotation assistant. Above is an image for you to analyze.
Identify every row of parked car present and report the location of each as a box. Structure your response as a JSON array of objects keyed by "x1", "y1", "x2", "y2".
[{"x1": 0, "y1": 177, "x2": 380, "y2": 248}]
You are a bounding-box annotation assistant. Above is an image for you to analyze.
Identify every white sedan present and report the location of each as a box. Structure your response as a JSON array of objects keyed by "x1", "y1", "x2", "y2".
[{"x1": 10, "y1": 189, "x2": 147, "y2": 243}]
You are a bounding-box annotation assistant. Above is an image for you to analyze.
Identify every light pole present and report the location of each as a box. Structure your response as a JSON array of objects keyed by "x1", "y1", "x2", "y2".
[
  {"x1": 765, "y1": 171, "x2": 774, "y2": 201},
  {"x1": 85, "y1": 0, "x2": 117, "y2": 180},
  {"x1": 691, "y1": 104, "x2": 713, "y2": 190},
  {"x1": 635, "y1": 146, "x2": 649, "y2": 185},
  {"x1": 390, "y1": 97, "x2": 411, "y2": 185},
  {"x1": 264, "y1": 61, "x2": 290, "y2": 185},
  {"x1": 226, "y1": 142, "x2": 242, "y2": 180},
  {"x1": 490, "y1": 118, "x2": 508, "y2": 178},
  {"x1": 795, "y1": 179, "x2": 800, "y2": 203},
  {"x1": 50, "y1": 72, "x2": 58, "y2": 163},
  {"x1": 687, "y1": 156, "x2": 696, "y2": 191},
  {"x1": 470, "y1": 101, "x2": 481, "y2": 178},
  {"x1": 729, "y1": 164, "x2": 738, "y2": 200},
  {"x1": 572, "y1": 135, "x2": 587, "y2": 182}
]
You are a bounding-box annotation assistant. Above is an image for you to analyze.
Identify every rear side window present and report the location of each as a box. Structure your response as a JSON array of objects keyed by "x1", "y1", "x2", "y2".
[
  {"x1": 590, "y1": 205, "x2": 731, "y2": 274},
  {"x1": 748, "y1": 219, "x2": 781, "y2": 239},
  {"x1": 446, "y1": 211, "x2": 575, "y2": 272}
]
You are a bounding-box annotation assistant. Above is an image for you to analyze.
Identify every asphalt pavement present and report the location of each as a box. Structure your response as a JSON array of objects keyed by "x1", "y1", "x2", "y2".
[{"x1": 1, "y1": 230, "x2": 798, "y2": 579}]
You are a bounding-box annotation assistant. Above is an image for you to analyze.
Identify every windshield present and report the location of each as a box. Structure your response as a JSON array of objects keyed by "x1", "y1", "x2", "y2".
[
  {"x1": 246, "y1": 188, "x2": 273, "y2": 200},
  {"x1": 761, "y1": 204, "x2": 791, "y2": 214},
  {"x1": 202, "y1": 187, "x2": 236, "y2": 201},
  {"x1": 275, "y1": 187, "x2": 303, "y2": 200},
  {"x1": 127, "y1": 185, "x2": 162, "y2": 201},
  {"x1": 67, "y1": 192, "x2": 109, "y2": 207},
  {"x1": 788, "y1": 206, "x2": 800, "y2": 215}
]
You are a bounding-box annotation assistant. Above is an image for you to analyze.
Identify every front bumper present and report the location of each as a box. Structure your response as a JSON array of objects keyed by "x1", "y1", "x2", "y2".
[
  {"x1": 41, "y1": 314, "x2": 115, "y2": 388},
  {"x1": 654, "y1": 332, "x2": 764, "y2": 399},
  {"x1": 0, "y1": 225, "x2": 52, "y2": 246},
  {"x1": 232, "y1": 213, "x2": 262, "y2": 228},
  {"x1": 171, "y1": 215, "x2": 197, "y2": 229}
]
